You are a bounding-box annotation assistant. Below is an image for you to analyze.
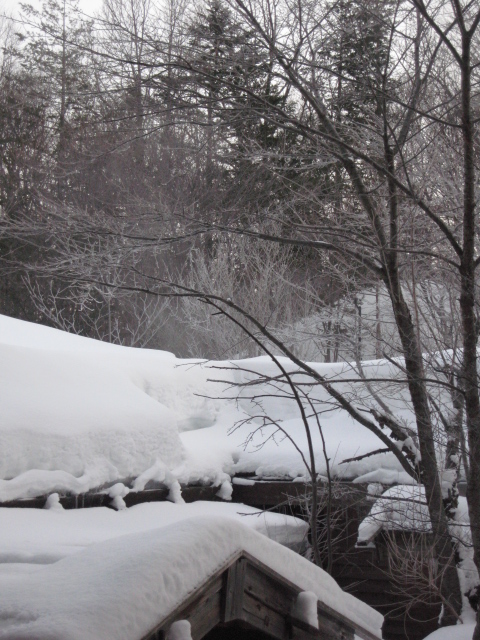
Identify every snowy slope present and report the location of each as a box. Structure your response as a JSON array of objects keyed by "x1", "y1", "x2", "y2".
[
  {"x1": 0, "y1": 315, "x2": 416, "y2": 501},
  {"x1": 0, "y1": 516, "x2": 383, "y2": 640}
]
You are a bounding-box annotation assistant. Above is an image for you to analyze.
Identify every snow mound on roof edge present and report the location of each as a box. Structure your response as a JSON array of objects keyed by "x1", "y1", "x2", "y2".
[
  {"x1": 0, "y1": 313, "x2": 124, "y2": 351},
  {"x1": 0, "y1": 516, "x2": 383, "y2": 640},
  {"x1": 0, "y1": 341, "x2": 184, "y2": 496},
  {"x1": 0, "y1": 316, "x2": 228, "y2": 500}
]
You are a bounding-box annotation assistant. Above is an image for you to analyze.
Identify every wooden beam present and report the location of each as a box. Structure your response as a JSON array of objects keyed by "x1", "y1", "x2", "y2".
[{"x1": 223, "y1": 558, "x2": 246, "y2": 622}]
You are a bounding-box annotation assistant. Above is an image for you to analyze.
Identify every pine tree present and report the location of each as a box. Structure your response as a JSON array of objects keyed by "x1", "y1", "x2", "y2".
[{"x1": 20, "y1": 0, "x2": 95, "y2": 198}]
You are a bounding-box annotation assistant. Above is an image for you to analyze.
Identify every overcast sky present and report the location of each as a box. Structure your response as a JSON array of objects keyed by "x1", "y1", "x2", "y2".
[{"x1": 2, "y1": 0, "x2": 101, "y2": 20}]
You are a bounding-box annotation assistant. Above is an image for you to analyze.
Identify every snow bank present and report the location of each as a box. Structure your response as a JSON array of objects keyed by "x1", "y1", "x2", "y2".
[
  {"x1": 357, "y1": 486, "x2": 474, "y2": 546},
  {"x1": 0, "y1": 315, "x2": 419, "y2": 500},
  {"x1": 179, "y1": 355, "x2": 415, "y2": 484},
  {"x1": 0, "y1": 516, "x2": 383, "y2": 640}
]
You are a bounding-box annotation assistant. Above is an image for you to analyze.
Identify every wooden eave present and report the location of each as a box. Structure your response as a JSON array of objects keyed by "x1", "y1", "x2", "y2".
[
  {"x1": 142, "y1": 552, "x2": 381, "y2": 640},
  {"x1": 0, "y1": 479, "x2": 368, "y2": 510}
]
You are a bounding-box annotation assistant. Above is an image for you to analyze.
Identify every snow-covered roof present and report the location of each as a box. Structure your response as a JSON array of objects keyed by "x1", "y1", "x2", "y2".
[
  {"x1": 0, "y1": 314, "x2": 417, "y2": 502},
  {"x1": 0, "y1": 500, "x2": 308, "y2": 563},
  {"x1": 0, "y1": 516, "x2": 383, "y2": 640},
  {"x1": 357, "y1": 485, "x2": 431, "y2": 544},
  {"x1": 357, "y1": 485, "x2": 472, "y2": 548}
]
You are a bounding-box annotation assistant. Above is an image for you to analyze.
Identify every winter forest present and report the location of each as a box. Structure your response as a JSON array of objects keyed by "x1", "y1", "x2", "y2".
[{"x1": 0, "y1": 0, "x2": 480, "y2": 638}]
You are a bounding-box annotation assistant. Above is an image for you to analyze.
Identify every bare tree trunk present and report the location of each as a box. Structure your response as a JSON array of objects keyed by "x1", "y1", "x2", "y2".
[
  {"x1": 375, "y1": 283, "x2": 382, "y2": 360},
  {"x1": 383, "y1": 131, "x2": 462, "y2": 619},
  {"x1": 57, "y1": 0, "x2": 68, "y2": 200},
  {"x1": 388, "y1": 279, "x2": 462, "y2": 622},
  {"x1": 457, "y1": 25, "x2": 480, "y2": 639}
]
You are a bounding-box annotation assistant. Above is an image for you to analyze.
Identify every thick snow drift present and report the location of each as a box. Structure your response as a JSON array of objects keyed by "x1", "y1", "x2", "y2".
[
  {"x1": 0, "y1": 516, "x2": 383, "y2": 640},
  {"x1": 0, "y1": 314, "x2": 417, "y2": 500},
  {"x1": 0, "y1": 315, "x2": 221, "y2": 500}
]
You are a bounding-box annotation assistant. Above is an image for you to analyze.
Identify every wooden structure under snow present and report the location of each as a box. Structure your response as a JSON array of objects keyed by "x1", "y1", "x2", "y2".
[
  {"x1": 144, "y1": 551, "x2": 379, "y2": 640},
  {"x1": 1, "y1": 478, "x2": 448, "y2": 640}
]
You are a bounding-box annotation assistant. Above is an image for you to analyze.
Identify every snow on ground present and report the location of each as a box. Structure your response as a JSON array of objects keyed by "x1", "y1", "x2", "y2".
[
  {"x1": 0, "y1": 314, "x2": 418, "y2": 501},
  {"x1": 423, "y1": 624, "x2": 476, "y2": 640},
  {"x1": 0, "y1": 516, "x2": 383, "y2": 640},
  {"x1": 0, "y1": 500, "x2": 308, "y2": 565}
]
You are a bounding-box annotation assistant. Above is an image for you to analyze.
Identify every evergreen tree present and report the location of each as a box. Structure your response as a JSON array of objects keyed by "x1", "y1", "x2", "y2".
[
  {"x1": 321, "y1": 0, "x2": 394, "y2": 123},
  {"x1": 20, "y1": 0, "x2": 95, "y2": 198}
]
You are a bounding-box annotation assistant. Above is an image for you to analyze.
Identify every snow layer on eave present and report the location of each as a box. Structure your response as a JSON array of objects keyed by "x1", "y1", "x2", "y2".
[
  {"x1": 0, "y1": 315, "x2": 223, "y2": 500},
  {"x1": 0, "y1": 341, "x2": 184, "y2": 493},
  {"x1": 0, "y1": 516, "x2": 383, "y2": 640}
]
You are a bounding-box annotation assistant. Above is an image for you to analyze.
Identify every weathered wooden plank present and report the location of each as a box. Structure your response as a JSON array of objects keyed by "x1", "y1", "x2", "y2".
[
  {"x1": 243, "y1": 559, "x2": 357, "y2": 640},
  {"x1": 140, "y1": 553, "x2": 243, "y2": 640},
  {"x1": 223, "y1": 558, "x2": 247, "y2": 622},
  {"x1": 243, "y1": 560, "x2": 296, "y2": 617},
  {"x1": 0, "y1": 496, "x2": 46, "y2": 509},
  {"x1": 317, "y1": 611, "x2": 354, "y2": 640},
  {"x1": 232, "y1": 481, "x2": 304, "y2": 508},
  {"x1": 242, "y1": 592, "x2": 288, "y2": 640},
  {"x1": 124, "y1": 489, "x2": 169, "y2": 507},
  {"x1": 223, "y1": 563, "x2": 237, "y2": 623},
  {"x1": 288, "y1": 623, "x2": 321, "y2": 640},
  {"x1": 188, "y1": 584, "x2": 223, "y2": 639},
  {"x1": 144, "y1": 630, "x2": 164, "y2": 640},
  {"x1": 240, "y1": 552, "x2": 379, "y2": 640},
  {"x1": 142, "y1": 575, "x2": 223, "y2": 640},
  {"x1": 0, "y1": 479, "x2": 370, "y2": 511},
  {"x1": 0, "y1": 492, "x2": 111, "y2": 509},
  {"x1": 181, "y1": 486, "x2": 221, "y2": 503},
  {"x1": 232, "y1": 558, "x2": 247, "y2": 620},
  {"x1": 287, "y1": 613, "x2": 354, "y2": 640},
  {"x1": 231, "y1": 481, "x2": 368, "y2": 509}
]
